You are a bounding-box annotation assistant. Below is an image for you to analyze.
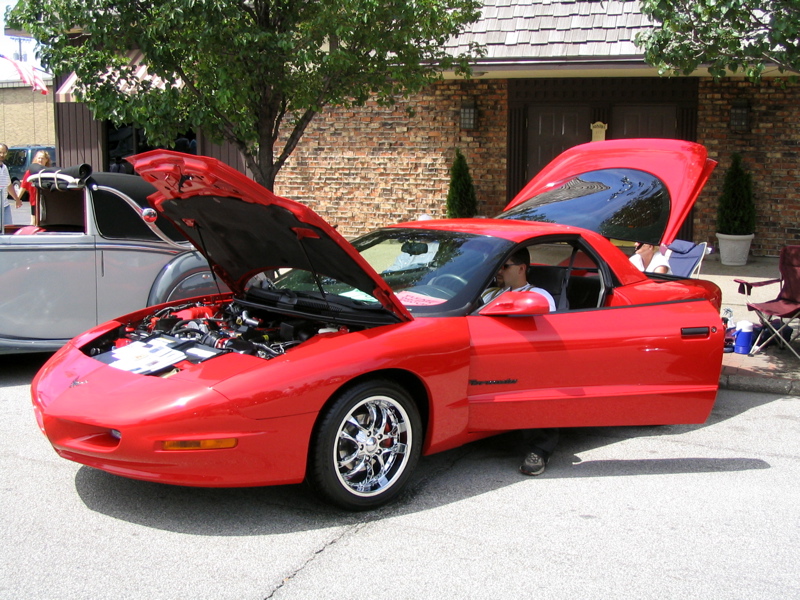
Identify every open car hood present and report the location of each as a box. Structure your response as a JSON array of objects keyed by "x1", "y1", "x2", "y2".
[
  {"x1": 128, "y1": 151, "x2": 413, "y2": 322},
  {"x1": 500, "y1": 139, "x2": 717, "y2": 246}
]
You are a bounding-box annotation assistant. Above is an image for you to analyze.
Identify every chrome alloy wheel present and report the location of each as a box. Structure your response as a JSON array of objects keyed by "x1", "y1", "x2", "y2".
[{"x1": 332, "y1": 395, "x2": 412, "y2": 497}]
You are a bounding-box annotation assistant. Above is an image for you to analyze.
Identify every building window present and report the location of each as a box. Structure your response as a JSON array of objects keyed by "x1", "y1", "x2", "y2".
[{"x1": 105, "y1": 124, "x2": 197, "y2": 172}]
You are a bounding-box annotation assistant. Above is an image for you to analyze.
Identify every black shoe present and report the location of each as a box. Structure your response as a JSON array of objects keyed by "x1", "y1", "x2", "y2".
[{"x1": 520, "y1": 451, "x2": 546, "y2": 476}]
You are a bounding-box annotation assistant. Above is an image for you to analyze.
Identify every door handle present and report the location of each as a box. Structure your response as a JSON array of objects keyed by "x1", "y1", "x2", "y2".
[{"x1": 681, "y1": 326, "x2": 709, "y2": 337}]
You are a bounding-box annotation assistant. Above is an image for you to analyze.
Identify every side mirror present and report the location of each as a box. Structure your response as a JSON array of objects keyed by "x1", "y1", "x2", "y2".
[{"x1": 479, "y1": 290, "x2": 552, "y2": 316}]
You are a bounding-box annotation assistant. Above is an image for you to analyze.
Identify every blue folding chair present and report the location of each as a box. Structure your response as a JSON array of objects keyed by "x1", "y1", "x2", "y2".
[{"x1": 666, "y1": 240, "x2": 707, "y2": 278}]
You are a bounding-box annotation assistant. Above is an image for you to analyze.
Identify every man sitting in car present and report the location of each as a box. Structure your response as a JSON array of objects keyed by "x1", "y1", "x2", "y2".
[{"x1": 481, "y1": 248, "x2": 556, "y2": 311}]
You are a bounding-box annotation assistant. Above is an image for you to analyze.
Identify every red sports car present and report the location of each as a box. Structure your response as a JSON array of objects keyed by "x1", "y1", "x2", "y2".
[{"x1": 31, "y1": 139, "x2": 724, "y2": 510}]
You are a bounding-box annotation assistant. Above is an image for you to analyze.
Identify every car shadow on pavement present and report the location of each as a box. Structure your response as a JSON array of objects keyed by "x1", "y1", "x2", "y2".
[
  {"x1": 0, "y1": 352, "x2": 51, "y2": 385},
  {"x1": 73, "y1": 467, "x2": 364, "y2": 533},
  {"x1": 394, "y1": 426, "x2": 769, "y2": 513},
  {"x1": 73, "y1": 407, "x2": 770, "y2": 535}
]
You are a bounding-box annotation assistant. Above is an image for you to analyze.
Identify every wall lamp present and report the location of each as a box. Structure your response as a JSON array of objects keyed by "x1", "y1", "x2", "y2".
[
  {"x1": 730, "y1": 100, "x2": 750, "y2": 132},
  {"x1": 460, "y1": 99, "x2": 478, "y2": 130}
]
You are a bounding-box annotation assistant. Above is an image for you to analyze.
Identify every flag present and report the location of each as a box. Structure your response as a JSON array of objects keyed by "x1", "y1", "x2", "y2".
[{"x1": 0, "y1": 54, "x2": 49, "y2": 95}]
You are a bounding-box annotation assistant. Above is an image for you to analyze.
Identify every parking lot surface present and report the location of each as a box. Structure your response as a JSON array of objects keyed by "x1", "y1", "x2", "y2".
[{"x1": 1, "y1": 353, "x2": 798, "y2": 599}]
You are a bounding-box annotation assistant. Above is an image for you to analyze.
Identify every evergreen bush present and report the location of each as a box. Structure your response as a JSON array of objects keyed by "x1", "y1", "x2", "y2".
[
  {"x1": 446, "y1": 149, "x2": 478, "y2": 219},
  {"x1": 716, "y1": 153, "x2": 756, "y2": 235}
]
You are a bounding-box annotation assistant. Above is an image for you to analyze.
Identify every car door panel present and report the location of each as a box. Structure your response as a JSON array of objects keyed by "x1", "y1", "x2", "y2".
[
  {"x1": 0, "y1": 234, "x2": 98, "y2": 340},
  {"x1": 95, "y1": 243, "x2": 181, "y2": 323},
  {"x1": 466, "y1": 299, "x2": 724, "y2": 431}
]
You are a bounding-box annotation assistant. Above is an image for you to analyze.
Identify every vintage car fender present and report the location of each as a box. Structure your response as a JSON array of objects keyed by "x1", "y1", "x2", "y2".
[{"x1": 146, "y1": 251, "x2": 228, "y2": 305}]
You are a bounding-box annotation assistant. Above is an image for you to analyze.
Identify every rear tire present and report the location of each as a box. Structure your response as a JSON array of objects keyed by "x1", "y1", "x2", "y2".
[{"x1": 308, "y1": 379, "x2": 421, "y2": 511}]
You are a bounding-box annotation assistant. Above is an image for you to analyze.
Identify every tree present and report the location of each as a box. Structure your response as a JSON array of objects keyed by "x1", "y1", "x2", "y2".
[
  {"x1": 446, "y1": 148, "x2": 477, "y2": 218},
  {"x1": 636, "y1": 0, "x2": 800, "y2": 81},
  {"x1": 8, "y1": 0, "x2": 483, "y2": 190},
  {"x1": 717, "y1": 154, "x2": 757, "y2": 235}
]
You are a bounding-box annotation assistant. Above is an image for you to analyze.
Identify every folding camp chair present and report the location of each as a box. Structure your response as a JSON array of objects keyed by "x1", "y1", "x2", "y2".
[
  {"x1": 734, "y1": 245, "x2": 800, "y2": 360},
  {"x1": 665, "y1": 240, "x2": 707, "y2": 278}
]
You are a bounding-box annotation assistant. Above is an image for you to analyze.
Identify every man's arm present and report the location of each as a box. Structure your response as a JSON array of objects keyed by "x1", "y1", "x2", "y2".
[{"x1": 7, "y1": 182, "x2": 20, "y2": 208}]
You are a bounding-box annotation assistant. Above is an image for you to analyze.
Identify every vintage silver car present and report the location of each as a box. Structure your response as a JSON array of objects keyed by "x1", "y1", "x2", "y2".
[{"x1": 0, "y1": 164, "x2": 224, "y2": 354}]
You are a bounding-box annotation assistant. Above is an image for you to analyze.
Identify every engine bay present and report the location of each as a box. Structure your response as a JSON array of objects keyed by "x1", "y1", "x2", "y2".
[{"x1": 83, "y1": 299, "x2": 354, "y2": 375}]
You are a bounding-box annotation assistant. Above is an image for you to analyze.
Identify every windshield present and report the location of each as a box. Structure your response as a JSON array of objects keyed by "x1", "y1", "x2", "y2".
[
  {"x1": 245, "y1": 228, "x2": 513, "y2": 316},
  {"x1": 5, "y1": 149, "x2": 27, "y2": 170}
]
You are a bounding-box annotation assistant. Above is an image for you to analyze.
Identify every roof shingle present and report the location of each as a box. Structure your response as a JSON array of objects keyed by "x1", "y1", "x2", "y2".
[{"x1": 446, "y1": 0, "x2": 654, "y2": 64}]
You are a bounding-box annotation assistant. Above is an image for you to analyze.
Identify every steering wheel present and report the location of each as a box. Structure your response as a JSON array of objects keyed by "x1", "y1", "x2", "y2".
[{"x1": 428, "y1": 274, "x2": 467, "y2": 293}]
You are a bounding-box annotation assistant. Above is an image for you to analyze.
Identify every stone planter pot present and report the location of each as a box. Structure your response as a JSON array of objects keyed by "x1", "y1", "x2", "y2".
[{"x1": 715, "y1": 232, "x2": 754, "y2": 266}]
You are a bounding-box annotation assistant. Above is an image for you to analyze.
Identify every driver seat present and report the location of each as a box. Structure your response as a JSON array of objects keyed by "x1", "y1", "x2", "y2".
[{"x1": 527, "y1": 265, "x2": 567, "y2": 309}]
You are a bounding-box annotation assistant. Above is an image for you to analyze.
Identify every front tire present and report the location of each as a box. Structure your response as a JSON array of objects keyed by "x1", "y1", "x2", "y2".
[{"x1": 308, "y1": 379, "x2": 422, "y2": 511}]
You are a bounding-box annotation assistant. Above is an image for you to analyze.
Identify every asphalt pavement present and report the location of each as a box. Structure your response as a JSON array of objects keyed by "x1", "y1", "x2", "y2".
[
  {"x1": 7, "y1": 199, "x2": 797, "y2": 395},
  {"x1": 2, "y1": 356, "x2": 798, "y2": 599}
]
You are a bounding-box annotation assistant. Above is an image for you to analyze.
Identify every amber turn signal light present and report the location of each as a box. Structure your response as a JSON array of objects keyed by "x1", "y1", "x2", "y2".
[{"x1": 161, "y1": 438, "x2": 238, "y2": 450}]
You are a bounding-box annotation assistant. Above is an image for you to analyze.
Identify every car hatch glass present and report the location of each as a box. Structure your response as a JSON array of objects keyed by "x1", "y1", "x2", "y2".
[{"x1": 497, "y1": 168, "x2": 670, "y2": 246}]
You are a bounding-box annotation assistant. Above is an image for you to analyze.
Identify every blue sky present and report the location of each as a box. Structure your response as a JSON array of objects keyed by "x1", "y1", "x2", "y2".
[{"x1": 0, "y1": 0, "x2": 46, "y2": 83}]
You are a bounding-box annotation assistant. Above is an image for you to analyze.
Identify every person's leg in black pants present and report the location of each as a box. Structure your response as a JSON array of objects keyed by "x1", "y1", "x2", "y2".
[{"x1": 520, "y1": 428, "x2": 559, "y2": 476}]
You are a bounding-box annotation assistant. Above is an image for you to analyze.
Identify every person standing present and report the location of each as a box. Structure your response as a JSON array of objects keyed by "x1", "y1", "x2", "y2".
[
  {"x1": 481, "y1": 248, "x2": 559, "y2": 476},
  {"x1": 21, "y1": 149, "x2": 51, "y2": 225},
  {"x1": 0, "y1": 143, "x2": 22, "y2": 230}
]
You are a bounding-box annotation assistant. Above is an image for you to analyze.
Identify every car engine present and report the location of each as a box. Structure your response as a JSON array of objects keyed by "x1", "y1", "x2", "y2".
[{"x1": 83, "y1": 299, "x2": 349, "y2": 375}]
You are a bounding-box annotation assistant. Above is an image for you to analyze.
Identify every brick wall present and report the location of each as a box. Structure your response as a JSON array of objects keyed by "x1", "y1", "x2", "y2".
[
  {"x1": 696, "y1": 78, "x2": 800, "y2": 257},
  {"x1": 0, "y1": 83, "x2": 56, "y2": 147},
  {"x1": 276, "y1": 79, "x2": 508, "y2": 239},
  {"x1": 278, "y1": 76, "x2": 800, "y2": 257}
]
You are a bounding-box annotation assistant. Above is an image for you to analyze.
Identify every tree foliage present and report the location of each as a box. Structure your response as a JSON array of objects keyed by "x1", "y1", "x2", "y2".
[
  {"x1": 8, "y1": 0, "x2": 483, "y2": 189},
  {"x1": 636, "y1": 0, "x2": 800, "y2": 81},
  {"x1": 446, "y1": 148, "x2": 477, "y2": 218},
  {"x1": 717, "y1": 154, "x2": 757, "y2": 235}
]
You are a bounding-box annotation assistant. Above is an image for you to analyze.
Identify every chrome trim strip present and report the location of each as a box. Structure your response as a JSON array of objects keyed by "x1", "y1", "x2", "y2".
[
  {"x1": 91, "y1": 184, "x2": 189, "y2": 251},
  {"x1": 0, "y1": 243, "x2": 96, "y2": 251},
  {"x1": 95, "y1": 241, "x2": 183, "y2": 254},
  {"x1": 0, "y1": 241, "x2": 182, "y2": 254}
]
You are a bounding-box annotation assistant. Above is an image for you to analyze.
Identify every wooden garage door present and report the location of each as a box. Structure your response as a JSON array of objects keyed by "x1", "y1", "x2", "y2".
[
  {"x1": 526, "y1": 105, "x2": 592, "y2": 182},
  {"x1": 609, "y1": 105, "x2": 678, "y2": 139}
]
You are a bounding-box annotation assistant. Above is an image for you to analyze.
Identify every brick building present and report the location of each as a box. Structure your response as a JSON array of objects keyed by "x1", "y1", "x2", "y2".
[
  {"x1": 0, "y1": 80, "x2": 55, "y2": 147},
  {"x1": 696, "y1": 79, "x2": 800, "y2": 256},
  {"x1": 51, "y1": 1, "x2": 799, "y2": 257}
]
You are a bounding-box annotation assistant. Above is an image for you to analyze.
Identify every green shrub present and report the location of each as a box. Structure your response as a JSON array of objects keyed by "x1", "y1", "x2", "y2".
[
  {"x1": 446, "y1": 148, "x2": 477, "y2": 219},
  {"x1": 716, "y1": 153, "x2": 756, "y2": 235}
]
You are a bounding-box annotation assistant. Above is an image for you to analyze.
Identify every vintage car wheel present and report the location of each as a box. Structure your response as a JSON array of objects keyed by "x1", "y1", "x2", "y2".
[{"x1": 308, "y1": 379, "x2": 422, "y2": 510}]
